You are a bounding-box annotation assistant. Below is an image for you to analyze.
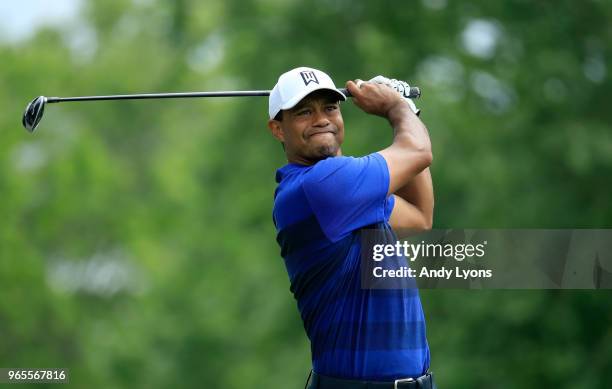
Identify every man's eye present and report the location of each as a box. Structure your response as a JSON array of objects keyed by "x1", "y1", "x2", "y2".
[
  {"x1": 297, "y1": 110, "x2": 311, "y2": 116},
  {"x1": 326, "y1": 105, "x2": 338, "y2": 112}
]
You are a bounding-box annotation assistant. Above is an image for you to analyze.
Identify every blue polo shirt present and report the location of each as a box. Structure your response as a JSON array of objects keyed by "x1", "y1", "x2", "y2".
[{"x1": 272, "y1": 152, "x2": 430, "y2": 380}]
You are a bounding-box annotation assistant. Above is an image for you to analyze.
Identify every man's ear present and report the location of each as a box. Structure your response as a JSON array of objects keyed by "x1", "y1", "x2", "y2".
[{"x1": 267, "y1": 119, "x2": 285, "y2": 143}]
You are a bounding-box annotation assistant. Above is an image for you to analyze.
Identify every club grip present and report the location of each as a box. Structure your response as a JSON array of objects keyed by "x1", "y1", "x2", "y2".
[{"x1": 339, "y1": 86, "x2": 421, "y2": 99}]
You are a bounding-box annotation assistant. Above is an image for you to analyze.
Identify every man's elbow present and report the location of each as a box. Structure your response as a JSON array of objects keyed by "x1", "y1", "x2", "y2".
[
  {"x1": 393, "y1": 134, "x2": 432, "y2": 160},
  {"x1": 413, "y1": 135, "x2": 433, "y2": 169},
  {"x1": 420, "y1": 150, "x2": 433, "y2": 169},
  {"x1": 423, "y1": 201, "x2": 434, "y2": 231},
  {"x1": 419, "y1": 219, "x2": 433, "y2": 231},
  {"x1": 413, "y1": 213, "x2": 433, "y2": 232},
  {"x1": 406, "y1": 136, "x2": 432, "y2": 169},
  {"x1": 411, "y1": 150, "x2": 433, "y2": 176}
]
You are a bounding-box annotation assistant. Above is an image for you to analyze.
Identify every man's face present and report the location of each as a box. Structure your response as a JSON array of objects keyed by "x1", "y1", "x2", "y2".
[{"x1": 268, "y1": 90, "x2": 344, "y2": 165}]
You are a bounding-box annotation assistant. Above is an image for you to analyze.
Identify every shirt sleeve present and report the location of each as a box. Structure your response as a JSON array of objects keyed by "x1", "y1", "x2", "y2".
[{"x1": 302, "y1": 152, "x2": 393, "y2": 242}]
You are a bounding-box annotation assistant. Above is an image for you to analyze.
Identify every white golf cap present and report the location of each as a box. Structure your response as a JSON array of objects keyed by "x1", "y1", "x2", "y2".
[{"x1": 268, "y1": 66, "x2": 347, "y2": 119}]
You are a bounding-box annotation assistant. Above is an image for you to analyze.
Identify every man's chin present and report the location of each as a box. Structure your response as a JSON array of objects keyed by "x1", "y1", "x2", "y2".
[{"x1": 314, "y1": 144, "x2": 340, "y2": 159}]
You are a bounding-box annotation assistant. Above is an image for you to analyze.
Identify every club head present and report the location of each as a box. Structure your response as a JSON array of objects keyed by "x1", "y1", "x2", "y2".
[{"x1": 22, "y1": 96, "x2": 47, "y2": 133}]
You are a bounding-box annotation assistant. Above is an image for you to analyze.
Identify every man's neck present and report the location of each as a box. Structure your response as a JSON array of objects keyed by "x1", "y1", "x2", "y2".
[{"x1": 287, "y1": 149, "x2": 343, "y2": 166}]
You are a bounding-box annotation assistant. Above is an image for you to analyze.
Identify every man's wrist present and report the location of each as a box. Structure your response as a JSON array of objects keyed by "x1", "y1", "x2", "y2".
[{"x1": 386, "y1": 99, "x2": 414, "y2": 126}]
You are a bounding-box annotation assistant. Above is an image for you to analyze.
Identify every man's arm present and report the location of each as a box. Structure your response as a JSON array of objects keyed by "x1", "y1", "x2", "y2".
[
  {"x1": 390, "y1": 169, "x2": 434, "y2": 230},
  {"x1": 346, "y1": 80, "x2": 433, "y2": 230}
]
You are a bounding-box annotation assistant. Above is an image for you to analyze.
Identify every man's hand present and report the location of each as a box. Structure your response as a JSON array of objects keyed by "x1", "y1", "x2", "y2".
[
  {"x1": 368, "y1": 76, "x2": 420, "y2": 115},
  {"x1": 346, "y1": 79, "x2": 409, "y2": 118}
]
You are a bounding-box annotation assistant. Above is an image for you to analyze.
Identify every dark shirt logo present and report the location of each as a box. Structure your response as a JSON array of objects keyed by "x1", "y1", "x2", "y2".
[{"x1": 300, "y1": 71, "x2": 319, "y2": 86}]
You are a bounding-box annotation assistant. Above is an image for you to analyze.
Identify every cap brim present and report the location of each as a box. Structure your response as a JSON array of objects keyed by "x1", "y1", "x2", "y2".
[{"x1": 280, "y1": 87, "x2": 347, "y2": 112}]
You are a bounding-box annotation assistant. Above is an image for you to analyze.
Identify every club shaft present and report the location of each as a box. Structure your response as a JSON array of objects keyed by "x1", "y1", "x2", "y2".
[
  {"x1": 44, "y1": 87, "x2": 420, "y2": 103},
  {"x1": 46, "y1": 90, "x2": 272, "y2": 103}
]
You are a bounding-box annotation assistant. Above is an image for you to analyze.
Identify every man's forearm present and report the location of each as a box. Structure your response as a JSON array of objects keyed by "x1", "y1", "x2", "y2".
[
  {"x1": 379, "y1": 102, "x2": 433, "y2": 195},
  {"x1": 387, "y1": 102, "x2": 431, "y2": 154},
  {"x1": 394, "y1": 167, "x2": 434, "y2": 227}
]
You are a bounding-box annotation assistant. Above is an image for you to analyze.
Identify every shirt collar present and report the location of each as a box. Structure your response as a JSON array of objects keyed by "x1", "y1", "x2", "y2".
[{"x1": 275, "y1": 163, "x2": 308, "y2": 183}]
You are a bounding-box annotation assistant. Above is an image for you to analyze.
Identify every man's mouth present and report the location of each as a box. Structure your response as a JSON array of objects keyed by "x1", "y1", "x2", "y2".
[{"x1": 308, "y1": 129, "x2": 336, "y2": 138}]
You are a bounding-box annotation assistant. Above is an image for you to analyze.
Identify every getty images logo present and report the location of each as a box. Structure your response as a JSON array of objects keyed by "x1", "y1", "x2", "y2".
[{"x1": 300, "y1": 70, "x2": 319, "y2": 86}]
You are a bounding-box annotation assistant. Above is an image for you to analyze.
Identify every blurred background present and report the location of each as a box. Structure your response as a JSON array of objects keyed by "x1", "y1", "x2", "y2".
[{"x1": 1, "y1": 0, "x2": 611, "y2": 387}]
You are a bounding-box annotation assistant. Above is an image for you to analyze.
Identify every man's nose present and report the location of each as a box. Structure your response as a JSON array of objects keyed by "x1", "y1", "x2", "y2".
[{"x1": 312, "y1": 109, "x2": 330, "y2": 127}]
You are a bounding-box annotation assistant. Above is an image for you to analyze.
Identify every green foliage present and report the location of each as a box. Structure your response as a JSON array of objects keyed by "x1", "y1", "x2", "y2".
[{"x1": 1, "y1": 0, "x2": 611, "y2": 388}]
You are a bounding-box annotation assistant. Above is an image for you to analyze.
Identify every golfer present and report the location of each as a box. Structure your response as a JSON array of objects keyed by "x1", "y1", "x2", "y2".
[{"x1": 268, "y1": 67, "x2": 435, "y2": 389}]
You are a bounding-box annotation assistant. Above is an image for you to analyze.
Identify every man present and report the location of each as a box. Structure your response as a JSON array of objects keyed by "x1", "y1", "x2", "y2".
[{"x1": 268, "y1": 67, "x2": 435, "y2": 389}]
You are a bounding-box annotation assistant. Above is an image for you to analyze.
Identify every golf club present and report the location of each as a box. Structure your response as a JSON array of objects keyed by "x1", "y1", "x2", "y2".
[{"x1": 22, "y1": 86, "x2": 421, "y2": 133}]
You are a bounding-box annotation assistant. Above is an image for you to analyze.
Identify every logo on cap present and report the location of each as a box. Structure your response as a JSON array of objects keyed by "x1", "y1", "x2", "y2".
[{"x1": 300, "y1": 71, "x2": 319, "y2": 86}]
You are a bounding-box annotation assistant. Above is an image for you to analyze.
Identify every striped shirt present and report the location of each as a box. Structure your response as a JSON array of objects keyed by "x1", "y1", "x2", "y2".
[{"x1": 273, "y1": 152, "x2": 430, "y2": 380}]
